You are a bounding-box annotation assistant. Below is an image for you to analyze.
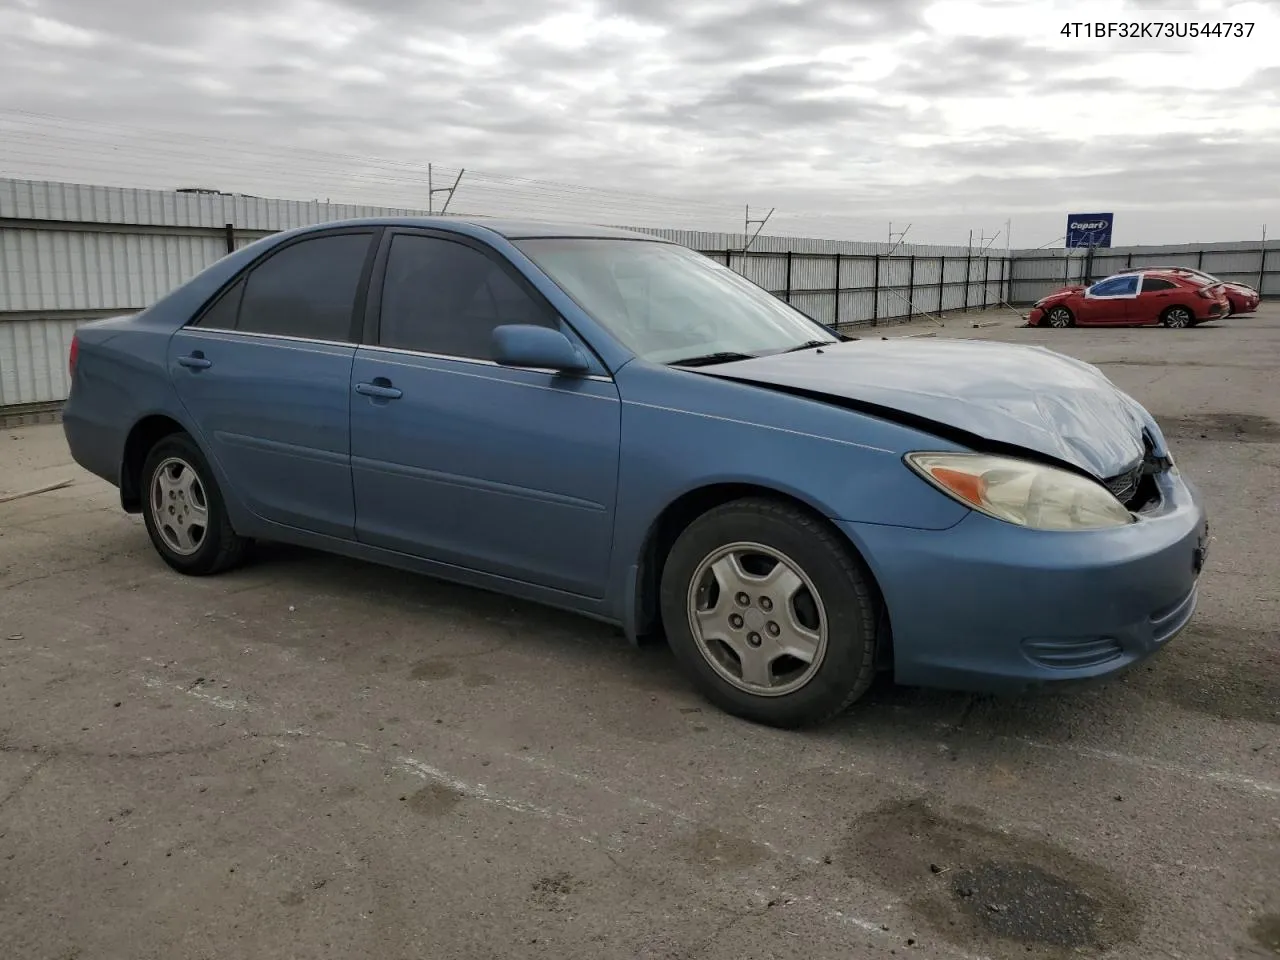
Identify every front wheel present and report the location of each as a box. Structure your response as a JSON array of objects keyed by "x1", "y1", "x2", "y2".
[
  {"x1": 659, "y1": 498, "x2": 880, "y2": 728},
  {"x1": 1045, "y1": 306, "x2": 1074, "y2": 328},
  {"x1": 1162, "y1": 306, "x2": 1193, "y2": 328},
  {"x1": 141, "y1": 432, "x2": 249, "y2": 575}
]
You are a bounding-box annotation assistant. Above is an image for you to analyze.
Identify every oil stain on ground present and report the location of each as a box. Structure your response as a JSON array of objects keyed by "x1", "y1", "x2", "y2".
[
  {"x1": 841, "y1": 798, "x2": 1141, "y2": 957},
  {"x1": 1153, "y1": 412, "x2": 1280, "y2": 444},
  {"x1": 528, "y1": 871, "x2": 583, "y2": 911},
  {"x1": 1251, "y1": 914, "x2": 1280, "y2": 955},
  {"x1": 405, "y1": 783, "x2": 463, "y2": 816},
  {"x1": 409, "y1": 659, "x2": 458, "y2": 681},
  {"x1": 682, "y1": 827, "x2": 770, "y2": 870}
]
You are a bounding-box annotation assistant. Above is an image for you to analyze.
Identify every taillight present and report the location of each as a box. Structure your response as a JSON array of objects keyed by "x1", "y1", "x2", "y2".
[
  {"x1": 1197, "y1": 286, "x2": 1215, "y2": 299},
  {"x1": 69, "y1": 335, "x2": 80, "y2": 378}
]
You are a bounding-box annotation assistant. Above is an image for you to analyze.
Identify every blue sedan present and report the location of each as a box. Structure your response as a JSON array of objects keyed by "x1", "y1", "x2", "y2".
[{"x1": 62, "y1": 218, "x2": 1209, "y2": 727}]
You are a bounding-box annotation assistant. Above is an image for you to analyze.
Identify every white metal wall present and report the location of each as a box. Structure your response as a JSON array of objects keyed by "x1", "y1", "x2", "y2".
[
  {"x1": 0, "y1": 317, "x2": 82, "y2": 406},
  {"x1": 3, "y1": 176, "x2": 1273, "y2": 409}
]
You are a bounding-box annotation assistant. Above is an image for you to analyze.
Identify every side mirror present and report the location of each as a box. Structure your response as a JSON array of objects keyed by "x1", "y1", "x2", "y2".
[{"x1": 492, "y1": 324, "x2": 591, "y2": 374}]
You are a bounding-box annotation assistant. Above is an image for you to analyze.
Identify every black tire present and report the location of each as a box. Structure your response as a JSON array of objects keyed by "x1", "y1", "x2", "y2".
[
  {"x1": 140, "y1": 432, "x2": 249, "y2": 576},
  {"x1": 1161, "y1": 306, "x2": 1193, "y2": 329},
  {"x1": 659, "y1": 497, "x2": 879, "y2": 728},
  {"x1": 1044, "y1": 305, "x2": 1074, "y2": 328}
]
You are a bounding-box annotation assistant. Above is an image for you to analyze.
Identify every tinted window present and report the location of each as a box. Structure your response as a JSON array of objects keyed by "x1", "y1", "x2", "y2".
[
  {"x1": 194, "y1": 279, "x2": 244, "y2": 329},
  {"x1": 1089, "y1": 276, "x2": 1138, "y2": 296},
  {"x1": 236, "y1": 233, "x2": 373, "y2": 341},
  {"x1": 1142, "y1": 277, "x2": 1177, "y2": 292},
  {"x1": 378, "y1": 234, "x2": 555, "y2": 359}
]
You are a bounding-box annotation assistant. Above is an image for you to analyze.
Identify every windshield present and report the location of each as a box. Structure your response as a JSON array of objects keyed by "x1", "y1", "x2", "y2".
[{"x1": 514, "y1": 238, "x2": 839, "y2": 364}]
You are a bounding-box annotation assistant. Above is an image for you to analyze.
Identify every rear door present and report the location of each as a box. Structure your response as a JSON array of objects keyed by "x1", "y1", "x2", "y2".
[
  {"x1": 349, "y1": 229, "x2": 622, "y2": 598},
  {"x1": 168, "y1": 228, "x2": 379, "y2": 539},
  {"x1": 1078, "y1": 274, "x2": 1139, "y2": 324},
  {"x1": 1135, "y1": 275, "x2": 1179, "y2": 324}
]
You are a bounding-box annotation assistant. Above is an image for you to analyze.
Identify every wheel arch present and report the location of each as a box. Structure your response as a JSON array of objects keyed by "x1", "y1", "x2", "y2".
[
  {"x1": 631, "y1": 482, "x2": 893, "y2": 669},
  {"x1": 119, "y1": 413, "x2": 190, "y2": 512}
]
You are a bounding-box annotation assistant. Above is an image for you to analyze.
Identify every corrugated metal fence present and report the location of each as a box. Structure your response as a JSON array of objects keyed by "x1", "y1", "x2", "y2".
[{"x1": 1, "y1": 176, "x2": 1275, "y2": 408}]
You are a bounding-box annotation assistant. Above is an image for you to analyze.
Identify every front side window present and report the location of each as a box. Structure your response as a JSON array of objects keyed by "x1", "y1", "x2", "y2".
[
  {"x1": 514, "y1": 238, "x2": 837, "y2": 364},
  {"x1": 235, "y1": 232, "x2": 373, "y2": 341},
  {"x1": 1088, "y1": 276, "x2": 1138, "y2": 297},
  {"x1": 378, "y1": 234, "x2": 556, "y2": 359}
]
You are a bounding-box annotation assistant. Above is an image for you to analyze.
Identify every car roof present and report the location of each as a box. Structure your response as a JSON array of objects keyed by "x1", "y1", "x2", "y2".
[
  {"x1": 1116, "y1": 265, "x2": 1203, "y2": 274},
  {"x1": 1106, "y1": 268, "x2": 1194, "y2": 279},
  {"x1": 287, "y1": 215, "x2": 672, "y2": 242}
]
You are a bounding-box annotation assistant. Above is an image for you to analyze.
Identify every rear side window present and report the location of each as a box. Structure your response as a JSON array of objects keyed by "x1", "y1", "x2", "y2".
[
  {"x1": 1141, "y1": 277, "x2": 1177, "y2": 292},
  {"x1": 195, "y1": 279, "x2": 245, "y2": 330},
  {"x1": 378, "y1": 234, "x2": 556, "y2": 360},
  {"x1": 231, "y1": 233, "x2": 373, "y2": 341}
]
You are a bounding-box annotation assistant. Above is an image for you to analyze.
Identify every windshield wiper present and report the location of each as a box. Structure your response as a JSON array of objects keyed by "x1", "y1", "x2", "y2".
[
  {"x1": 667, "y1": 351, "x2": 756, "y2": 367},
  {"x1": 781, "y1": 339, "x2": 834, "y2": 354}
]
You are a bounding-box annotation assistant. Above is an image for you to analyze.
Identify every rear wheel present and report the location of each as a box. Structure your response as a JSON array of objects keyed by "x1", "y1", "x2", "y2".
[
  {"x1": 659, "y1": 498, "x2": 879, "y2": 728},
  {"x1": 141, "y1": 433, "x2": 249, "y2": 575},
  {"x1": 1162, "y1": 306, "x2": 1193, "y2": 328},
  {"x1": 1045, "y1": 305, "x2": 1074, "y2": 328}
]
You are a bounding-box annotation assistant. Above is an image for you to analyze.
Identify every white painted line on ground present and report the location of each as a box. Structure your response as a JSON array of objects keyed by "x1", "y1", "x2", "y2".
[
  {"x1": 142, "y1": 676, "x2": 245, "y2": 712},
  {"x1": 393, "y1": 755, "x2": 586, "y2": 827},
  {"x1": 936, "y1": 727, "x2": 1280, "y2": 798}
]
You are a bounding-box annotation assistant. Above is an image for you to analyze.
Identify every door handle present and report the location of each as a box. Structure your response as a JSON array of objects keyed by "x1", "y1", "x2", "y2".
[
  {"x1": 177, "y1": 353, "x2": 212, "y2": 370},
  {"x1": 355, "y1": 380, "x2": 403, "y2": 400}
]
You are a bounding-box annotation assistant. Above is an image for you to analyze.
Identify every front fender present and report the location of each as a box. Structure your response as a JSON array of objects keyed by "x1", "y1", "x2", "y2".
[{"x1": 606, "y1": 362, "x2": 972, "y2": 626}]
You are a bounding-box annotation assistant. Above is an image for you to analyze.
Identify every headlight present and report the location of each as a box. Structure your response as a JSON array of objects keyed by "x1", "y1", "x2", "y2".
[{"x1": 904, "y1": 452, "x2": 1135, "y2": 531}]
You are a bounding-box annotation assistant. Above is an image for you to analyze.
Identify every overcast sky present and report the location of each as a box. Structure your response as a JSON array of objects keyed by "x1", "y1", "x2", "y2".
[{"x1": 1, "y1": 0, "x2": 1278, "y2": 246}]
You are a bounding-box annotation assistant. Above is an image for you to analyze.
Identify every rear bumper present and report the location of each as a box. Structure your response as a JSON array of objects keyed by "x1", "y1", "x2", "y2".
[
  {"x1": 838, "y1": 470, "x2": 1208, "y2": 694},
  {"x1": 62, "y1": 394, "x2": 122, "y2": 487}
]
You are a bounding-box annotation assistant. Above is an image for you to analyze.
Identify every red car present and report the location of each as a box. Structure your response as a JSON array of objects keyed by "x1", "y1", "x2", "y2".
[
  {"x1": 1113, "y1": 265, "x2": 1261, "y2": 315},
  {"x1": 1026, "y1": 270, "x2": 1231, "y2": 329}
]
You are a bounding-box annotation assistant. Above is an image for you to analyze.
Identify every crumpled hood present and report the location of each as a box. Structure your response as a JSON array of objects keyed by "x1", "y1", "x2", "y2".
[{"x1": 697, "y1": 337, "x2": 1150, "y2": 478}]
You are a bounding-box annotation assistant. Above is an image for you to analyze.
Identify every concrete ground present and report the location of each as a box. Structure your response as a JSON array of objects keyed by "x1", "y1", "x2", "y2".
[{"x1": 1, "y1": 304, "x2": 1277, "y2": 960}]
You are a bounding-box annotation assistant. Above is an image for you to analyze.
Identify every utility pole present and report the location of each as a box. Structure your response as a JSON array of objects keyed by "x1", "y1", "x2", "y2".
[
  {"x1": 743, "y1": 204, "x2": 774, "y2": 254},
  {"x1": 1259, "y1": 224, "x2": 1268, "y2": 293},
  {"x1": 889, "y1": 223, "x2": 911, "y2": 253},
  {"x1": 427, "y1": 163, "x2": 466, "y2": 215}
]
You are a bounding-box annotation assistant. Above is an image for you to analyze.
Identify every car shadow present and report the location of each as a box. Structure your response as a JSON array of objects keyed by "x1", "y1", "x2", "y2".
[{"x1": 217, "y1": 542, "x2": 1274, "y2": 752}]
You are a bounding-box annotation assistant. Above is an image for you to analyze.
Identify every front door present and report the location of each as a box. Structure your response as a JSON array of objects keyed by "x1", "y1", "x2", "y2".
[
  {"x1": 349, "y1": 230, "x2": 622, "y2": 598},
  {"x1": 168, "y1": 229, "x2": 378, "y2": 539},
  {"x1": 1078, "y1": 274, "x2": 1138, "y2": 325}
]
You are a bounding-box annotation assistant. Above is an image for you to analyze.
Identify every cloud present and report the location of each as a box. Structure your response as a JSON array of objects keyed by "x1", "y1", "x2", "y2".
[{"x1": 0, "y1": 0, "x2": 1278, "y2": 245}]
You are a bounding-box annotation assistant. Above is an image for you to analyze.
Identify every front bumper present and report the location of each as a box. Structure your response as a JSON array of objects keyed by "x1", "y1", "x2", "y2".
[{"x1": 838, "y1": 469, "x2": 1208, "y2": 694}]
